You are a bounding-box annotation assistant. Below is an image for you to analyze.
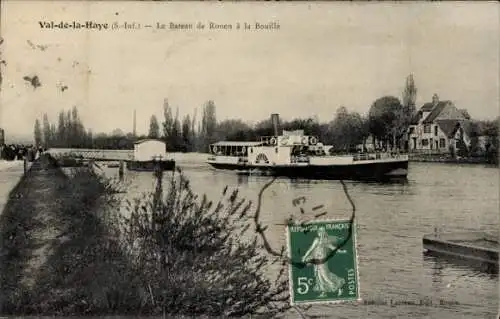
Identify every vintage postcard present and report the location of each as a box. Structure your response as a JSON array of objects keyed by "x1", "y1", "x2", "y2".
[{"x1": 0, "y1": 1, "x2": 498, "y2": 318}]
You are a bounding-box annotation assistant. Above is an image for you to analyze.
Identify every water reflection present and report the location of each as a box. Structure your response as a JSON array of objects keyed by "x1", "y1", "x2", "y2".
[
  {"x1": 423, "y1": 252, "x2": 499, "y2": 276},
  {"x1": 236, "y1": 173, "x2": 248, "y2": 186}
]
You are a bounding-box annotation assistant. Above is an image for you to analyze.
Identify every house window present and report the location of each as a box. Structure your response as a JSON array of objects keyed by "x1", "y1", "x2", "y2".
[
  {"x1": 423, "y1": 125, "x2": 431, "y2": 134},
  {"x1": 434, "y1": 126, "x2": 438, "y2": 136},
  {"x1": 439, "y1": 138, "x2": 446, "y2": 148},
  {"x1": 275, "y1": 147, "x2": 278, "y2": 153},
  {"x1": 421, "y1": 139, "x2": 429, "y2": 147},
  {"x1": 409, "y1": 127, "x2": 415, "y2": 134}
]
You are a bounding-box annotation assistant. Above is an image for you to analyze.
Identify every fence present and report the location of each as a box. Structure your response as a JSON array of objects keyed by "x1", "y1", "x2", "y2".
[{"x1": 47, "y1": 148, "x2": 134, "y2": 161}]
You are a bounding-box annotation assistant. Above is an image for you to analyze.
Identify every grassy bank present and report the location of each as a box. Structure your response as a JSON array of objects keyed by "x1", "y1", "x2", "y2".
[
  {"x1": 0, "y1": 154, "x2": 287, "y2": 317},
  {"x1": 408, "y1": 153, "x2": 498, "y2": 165},
  {"x1": 0, "y1": 154, "x2": 141, "y2": 315}
]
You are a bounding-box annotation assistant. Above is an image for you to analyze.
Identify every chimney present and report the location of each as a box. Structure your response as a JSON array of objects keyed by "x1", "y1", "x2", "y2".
[
  {"x1": 270, "y1": 113, "x2": 280, "y2": 136},
  {"x1": 432, "y1": 94, "x2": 439, "y2": 106}
]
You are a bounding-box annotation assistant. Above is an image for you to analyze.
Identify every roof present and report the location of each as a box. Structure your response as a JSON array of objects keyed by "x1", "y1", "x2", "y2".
[
  {"x1": 436, "y1": 119, "x2": 472, "y2": 138},
  {"x1": 133, "y1": 138, "x2": 165, "y2": 145},
  {"x1": 422, "y1": 101, "x2": 451, "y2": 123},
  {"x1": 420, "y1": 103, "x2": 435, "y2": 112},
  {"x1": 409, "y1": 111, "x2": 422, "y2": 125},
  {"x1": 212, "y1": 141, "x2": 263, "y2": 147}
]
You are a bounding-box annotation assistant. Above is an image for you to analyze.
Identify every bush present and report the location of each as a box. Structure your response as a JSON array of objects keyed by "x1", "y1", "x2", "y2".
[{"x1": 113, "y1": 167, "x2": 289, "y2": 317}]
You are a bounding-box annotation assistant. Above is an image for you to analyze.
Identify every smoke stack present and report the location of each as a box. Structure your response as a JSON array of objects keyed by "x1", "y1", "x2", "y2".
[{"x1": 271, "y1": 113, "x2": 280, "y2": 136}]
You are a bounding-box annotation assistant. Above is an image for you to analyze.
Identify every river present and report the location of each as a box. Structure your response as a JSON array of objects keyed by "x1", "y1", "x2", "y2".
[
  {"x1": 1, "y1": 155, "x2": 498, "y2": 318},
  {"x1": 97, "y1": 153, "x2": 499, "y2": 318}
]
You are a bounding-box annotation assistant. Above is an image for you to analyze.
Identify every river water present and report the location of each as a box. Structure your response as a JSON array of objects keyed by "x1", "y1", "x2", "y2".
[
  {"x1": 0, "y1": 160, "x2": 26, "y2": 213},
  {"x1": 0, "y1": 155, "x2": 498, "y2": 318},
  {"x1": 97, "y1": 153, "x2": 499, "y2": 318}
]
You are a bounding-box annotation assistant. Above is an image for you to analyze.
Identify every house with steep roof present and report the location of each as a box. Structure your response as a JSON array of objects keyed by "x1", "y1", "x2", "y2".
[{"x1": 407, "y1": 94, "x2": 472, "y2": 154}]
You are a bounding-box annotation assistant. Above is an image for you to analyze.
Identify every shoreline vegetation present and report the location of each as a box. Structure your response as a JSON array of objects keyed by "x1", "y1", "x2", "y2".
[
  {"x1": 0, "y1": 153, "x2": 289, "y2": 317},
  {"x1": 27, "y1": 93, "x2": 498, "y2": 165},
  {"x1": 408, "y1": 153, "x2": 498, "y2": 166}
]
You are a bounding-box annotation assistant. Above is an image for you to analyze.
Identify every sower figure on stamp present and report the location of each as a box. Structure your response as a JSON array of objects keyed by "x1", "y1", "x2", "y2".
[{"x1": 302, "y1": 226, "x2": 347, "y2": 298}]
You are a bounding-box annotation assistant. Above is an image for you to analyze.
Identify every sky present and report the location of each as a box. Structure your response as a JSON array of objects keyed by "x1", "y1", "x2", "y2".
[{"x1": 0, "y1": 1, "x2": 499, "y2": 141}]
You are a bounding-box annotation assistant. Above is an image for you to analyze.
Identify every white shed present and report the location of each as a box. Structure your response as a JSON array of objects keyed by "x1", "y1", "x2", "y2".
[{"x1": 133, "y1": 139, "x2": 168, "y2": 162}]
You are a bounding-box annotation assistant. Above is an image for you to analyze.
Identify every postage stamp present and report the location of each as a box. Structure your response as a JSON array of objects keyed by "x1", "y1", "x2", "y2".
[{"x1": 287, "y1": 219, "x2": 360, "y2": 305}]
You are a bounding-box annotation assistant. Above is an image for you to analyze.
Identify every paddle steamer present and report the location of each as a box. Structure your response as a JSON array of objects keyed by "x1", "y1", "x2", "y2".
[{"x1": 207, "y1": 114, "x2": 408, "y2": 181}]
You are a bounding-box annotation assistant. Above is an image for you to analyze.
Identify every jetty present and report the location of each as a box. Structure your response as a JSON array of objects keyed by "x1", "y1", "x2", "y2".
[
  {"x1": 423, "y1": 231, "x2": 499, "y2": 269},
  {"x1": 47, "y1": 140, "x2": 175, "y2": 172}
]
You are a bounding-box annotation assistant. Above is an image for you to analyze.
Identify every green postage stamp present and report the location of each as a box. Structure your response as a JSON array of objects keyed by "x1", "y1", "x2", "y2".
[{"x1": 287, "y1": 219, "x2": 360, "y2": 305}]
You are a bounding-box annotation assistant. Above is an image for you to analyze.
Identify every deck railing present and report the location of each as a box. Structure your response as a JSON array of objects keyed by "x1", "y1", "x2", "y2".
[{"x1": 353, "y1": 152, "x2": 408, "y2": 161}]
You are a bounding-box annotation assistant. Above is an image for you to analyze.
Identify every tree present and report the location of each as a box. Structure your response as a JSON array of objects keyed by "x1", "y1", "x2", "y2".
[
  {"x1": 191, "y1": 108, "x2": 198, "y2": 152},
  {"x1": 401, "y1": 74, "x2": 417, "y2": 151},
  {"x1": 402, "y1": 74, "x2": 417, "y2": 116},
  {"x1": 34, "y1": 119, "x2": 42, "y2": 147},
  {"x1": 469, "y1": 121, "x2": 482, "y2": 156},
  {"x1": 172, "y1": 108, "x2": 181, "y2": 151},
  {"x1": 111, "y1": 128, "x2": 125, "y2": 137},
  {"x1": 282, "y1": 117, "x2": 322, "y2": 138},
  {"x1": 481, "y1": 118, "x2": 499, "y2": 164},
  {"x1": 148, "y1": 115, "x2": 160, "y2": 139},
  {"x1": 216, "y1": 119, "x2": 252, "y2": 141},
  {"x1": 162, "y1": 98, "x2": 175, "y2": 151},
  {"x1": 368, "y1": 96, "x2": 404, "y2": 150},
  {"x1": 329, "y1": 107, "x2": 366, "y2": 151},
  {"x1": 181, "y1": 115, "x2": 192, "y2": 152},
  {"x1": 65, "y1": 110, "x2": 72, "y2": 146},
  {"x1": 200, "y1": 100, "x2": 217, "y2": 153},
  {"x1": 42, "y1": 113, "x2": 51, "y2": 148},
  {"x1": 50, "y1": 124, "x2": 57, "y2": 146},
  {"x1": 57, "y1": 111, "x2": 66, "y2": 147}
]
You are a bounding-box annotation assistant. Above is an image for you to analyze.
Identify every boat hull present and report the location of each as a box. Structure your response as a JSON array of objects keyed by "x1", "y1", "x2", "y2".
[
  {"x1": 208, "y1": 159, "x2": 408, "y2": 181},
  {"x1": 208, "y1": 162, "x2": 251, "y2": 171},
  {"x1": 126, "y1": 160, "x2": 175, "y2": 172},
  {"x1": 423, "y1": 232, "x2": 499, "y2": 267}
]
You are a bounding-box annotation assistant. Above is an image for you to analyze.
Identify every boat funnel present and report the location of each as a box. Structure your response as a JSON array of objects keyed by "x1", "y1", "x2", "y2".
[{"x1": 271, "y1": 113, "x2": 280, "y2": 136}]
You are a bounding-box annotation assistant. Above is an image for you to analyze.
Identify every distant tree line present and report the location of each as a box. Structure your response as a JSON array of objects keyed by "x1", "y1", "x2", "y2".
[{"x1": 33, "y1": 75, "x2": 498, "y2": 161}]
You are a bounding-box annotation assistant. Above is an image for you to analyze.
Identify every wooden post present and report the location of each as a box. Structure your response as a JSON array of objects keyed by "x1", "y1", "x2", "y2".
[{"x1": 119, "y1": 161, "x2": 124, "y2": 181}]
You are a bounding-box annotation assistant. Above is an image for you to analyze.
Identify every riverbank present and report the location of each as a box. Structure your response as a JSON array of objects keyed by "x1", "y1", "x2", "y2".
[
  {"x1": 0, "y1": 154, "x2": 140, "y2": 315},
  {"x1": 408, "y1": 153, "x2": 497, "y2": 165}
]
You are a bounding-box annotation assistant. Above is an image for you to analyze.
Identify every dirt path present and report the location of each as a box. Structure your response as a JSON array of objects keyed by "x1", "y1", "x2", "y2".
[
  {"x1": 0, "y1": 155, "x2": 68, "y2": 312},
  {"x1": 0, "y1": 154, "x2": 140, "y2": 315}
]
